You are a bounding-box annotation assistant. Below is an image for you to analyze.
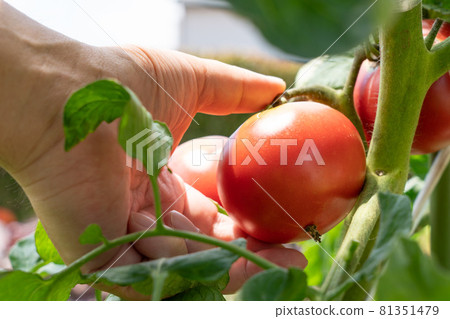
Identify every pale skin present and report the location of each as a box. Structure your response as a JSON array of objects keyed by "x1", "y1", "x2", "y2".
[{"x1": 0, "y1": 2, "x2": 307, "y2": 299}]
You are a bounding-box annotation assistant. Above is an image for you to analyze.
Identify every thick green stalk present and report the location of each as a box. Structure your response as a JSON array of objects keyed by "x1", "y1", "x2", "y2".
[
  {"x1": 322, "y1": 2, "x2": 441, "y2": 299},
  {"x1": 430, "y1": 156, "x2": 450, "y2": 270}
]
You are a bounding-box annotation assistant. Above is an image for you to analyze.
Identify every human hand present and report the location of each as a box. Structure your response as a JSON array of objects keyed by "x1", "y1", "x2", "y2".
[{"x1": 0, "y1": 3, "x2": 307, "y2": 299}]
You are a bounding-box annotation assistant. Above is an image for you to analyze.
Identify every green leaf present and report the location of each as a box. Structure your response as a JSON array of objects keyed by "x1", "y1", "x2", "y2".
[
  {"x1": 376, "y1": 237, "x2": 450, "y2": 300},
  {"x1": 9, "y1": 233, "x2": 42, "y2": 272},
  {"x1": 165, "y1": 286, "x2": 226, "y2": 301},
  {"x1": 410, "y1": 154, "x2": 430, "y2": 180},
  {"x1": 63, "y1": 79, "x2": 131, "y2": 151},
  {"x1": 225, "y1": 0, "x2": 380, "y2": 58},
  {"x1": 0, "y1": 270, "x2": 79, "y2": 301},
  {"x1": 326, "y1": 192, "x2": 412, "y2": 298},
  {"x1": 35, "y1": 222, "x2": 64, "y2": 265},
  {"x1": 295, "y1": 55, "x2": 354, "y2": 90},
  {"x1": 237, "y1": 267, "x2": 307, "y2": 301},
  {"x1": 64, "y1": 79, "x2": 173, "y2": 176},
  {"x1": 84, "y1": 239, "x2": 246, "y2": 299},
  {"x1": 79, "y1": 224, "x2": 107, "y2": 245},
  {"x1": 423, "y1": 0, "x2": 450, "y2": 21}
]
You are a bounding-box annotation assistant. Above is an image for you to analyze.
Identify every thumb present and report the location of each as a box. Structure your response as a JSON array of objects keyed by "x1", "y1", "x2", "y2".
[{"x1": 191, "y1": 57, "x2": 286, "y2": 115}]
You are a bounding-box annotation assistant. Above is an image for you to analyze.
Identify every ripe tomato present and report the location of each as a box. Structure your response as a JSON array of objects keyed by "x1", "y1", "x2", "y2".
[
  {"x1": 169, "y1": 135, "x2": 228, "y2": 204},
  {"x1": 354, "y1": 20, "x2": 450, "y2": 154},
  {"x1": 217, "y1": 102, "x2": 366, "y2": 243}
]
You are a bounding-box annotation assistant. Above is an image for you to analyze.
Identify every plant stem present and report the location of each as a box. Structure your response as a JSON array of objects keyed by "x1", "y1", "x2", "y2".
[
  {"x1": 341, "y1": 47, "x2": 369, "y2": 151},
  {"x1": 95, "y1": 289, "x2": 102, "y2": 301},
  {"x1": 149, "y1": 175, "x2": 164, "y2": 230},
  {"x1": 424, "y1": 19, "x2": 443, "y2": 50},
  {"x1": 159, "y1": 228, "x2": 278, "y2": 269},
  {"x1": 58, "y1": 226, "x2": 278, "y2": 279},
  {"x1": 411, "y1": 147, "x2": 450, "y2": 233},
  {"x1": 281, "y1": 85, "x2": 341, "y2": 110},
  {"x1": 322, "y1": 2, "x2": 440, "y2": 299},
  {"x1": 430, "y1": 151, "x2": 450, "y2": 270}
]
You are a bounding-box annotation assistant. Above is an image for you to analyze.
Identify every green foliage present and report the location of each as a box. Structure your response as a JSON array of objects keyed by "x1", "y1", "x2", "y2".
[
  {"x1": 63, "y1": 79, "x2": 173, "y2": 176},
  {"x1": 376, "y1": 237, "x2": 450, "y2": 300},
  {"x1": 79, "y1": 224, "x2": 107, "y2": 245},
  {"x1": 301, "y1": 222, "x2": 343, "y2": 286},
  {"x1": 225, "y1": 0, "x2": 378, "y2": 58},
  {"x1": 63, "y1": 80, "x2": 130, "y2": 151},
  {"x1": 410, "y1": 154, "x2": 430, "y2": 180},
  {"x1": 423, "y1": 0, "x2": 450, "y2": 21},
  {"x1": 0, "y1": 270, "x2": 79, "y2": 301},
  {"x1": 237, "y1": 267, "x2": 307, "y2": 301},
  {"x1": 295, "y1": 54, "x2": 354, "y2": 90},
  {"x1": 35, "y1": 222, "x2": 64, "y2": 265},
  {"x1": 9, "y1": 233, "x2": 42, "y2": 272},
  {"x1": 325, "y1": 192, "x2": 412, "y2": 299},
  {"x1": 83, "y1": 239, "x2": 246, "y2": 300},
  {"x1": 165, "y1": 286, "x2": 226, "y2": 301}
]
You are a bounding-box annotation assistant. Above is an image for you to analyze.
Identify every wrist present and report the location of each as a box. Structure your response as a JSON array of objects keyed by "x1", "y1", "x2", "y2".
[{"x1": 0, "y1": 3, "x2": 101, "y2": 174}]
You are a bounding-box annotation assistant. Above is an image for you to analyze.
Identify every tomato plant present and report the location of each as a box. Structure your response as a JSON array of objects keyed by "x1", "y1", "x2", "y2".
[
  {"x1": 354, "y1": 19, "x2": 450, "y2": 154},
  {"x1": 169, "y1": 135, "x2": 227, "y2": 204},
  {"x1": 217, "y1": 101, "x2": 366, "y2": 243},
  {"x1": 1, "y1": 0, "x2": 450, "y2": 303}
]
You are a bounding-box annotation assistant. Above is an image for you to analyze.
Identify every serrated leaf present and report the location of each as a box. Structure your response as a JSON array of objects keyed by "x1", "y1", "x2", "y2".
[
  {"x1": 165, "y1": 286, "x2": 226, "y2": 301},
  {"x1": 9, "y1": 233, "x2": 42, "y2": 272},
  {"x1": 225, "y1": 0, "x2": 380, "y2": 58},
  {"x1": 64, "y1": 79, "x2": 173, "y2": 177},
  {"x1": 237, "y1": 267, "x2": 307, "y2": 301},
  {"x1": 79, "y1": 224, "x2": 107, "y2": 245},
  {"x1": 35, "y1": 222, "x2": 64, "y2": 265},
  {"x1": 295, "y1": 55, "x2": 354, "y2": 90},
  {"x1": 376, "y1": 237, "x2": 450, "y2": 300},
  {"x1": 64, "y1": 79, "x2": 130, "y2": 150},
  {"x1": 0, "y1": 270, "x2": 79, "y2": 301},
  {"x1": 84, "y1": 239, "x2": 245, "y2": 299}
]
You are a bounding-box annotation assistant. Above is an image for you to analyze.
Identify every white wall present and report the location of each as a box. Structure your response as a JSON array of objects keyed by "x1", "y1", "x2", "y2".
[
  {"x1": 6, "y1": 0, "x2": 184, "y2": 49},
  {"x1": 179, "y1": 5, "x2": 289, "y2": 59}
]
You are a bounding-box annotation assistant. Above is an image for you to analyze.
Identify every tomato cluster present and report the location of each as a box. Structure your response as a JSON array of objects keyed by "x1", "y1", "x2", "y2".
[
  {"x1": 354, "y1": 20, "x2": 450, "y2": 154},
  {"x1": 170, "y1": 21, "x2": 449, "y2": 244}
]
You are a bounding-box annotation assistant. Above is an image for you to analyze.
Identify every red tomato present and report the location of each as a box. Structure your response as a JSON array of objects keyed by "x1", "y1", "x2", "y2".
[
  {"x1": 354, "y1": 20, "x2": 450, "y2": 154},
  {"x1": 169, "y1": 136, "x2": 228, "y2": 204},
  {"x1": 0, "y1": 207, "x2": 16, "y2": 224},
  {"x1": 217, "y1": 102, "x2": 366, "y2": 243}
]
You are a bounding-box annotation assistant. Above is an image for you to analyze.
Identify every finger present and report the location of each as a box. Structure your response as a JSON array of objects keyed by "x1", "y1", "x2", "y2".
[
  {"x1": 164, "y1": 210, "x2": 213, "y2": 253},
  {"x1": 223, "y1": 247, "x2": 308, "y2": 294},
  {"x1": 191, "y1": 57, "x2": 286, "y2": 115},
  {"x1": 183, "y1": 184, "x2": 244, "y2": 241},
  {"x1": 128, "y1": 212, "x2": 188, "y2": 258},
  {"x1": 245, "y1": 247, "x2": 308, "y2": 277}
]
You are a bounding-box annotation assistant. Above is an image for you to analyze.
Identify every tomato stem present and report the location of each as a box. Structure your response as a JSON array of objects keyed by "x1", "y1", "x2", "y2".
[
  {"x1": 424, "y1": 18, "x2": 443, "y2": 50},
  {"x1": 280, "y1": 85, "x2": 341, "y2": 109},
  {"x1": 149, "y1": 175, "x2": 164, "y2": 230},
  {"x1": 57, "y1": 224, "x2": 279, "y2": 286}
]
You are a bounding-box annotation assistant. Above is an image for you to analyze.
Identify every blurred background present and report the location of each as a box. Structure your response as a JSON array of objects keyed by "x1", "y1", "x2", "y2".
[{"x1": 0, "y1": 0, "x2": 302, "y2": 223}]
